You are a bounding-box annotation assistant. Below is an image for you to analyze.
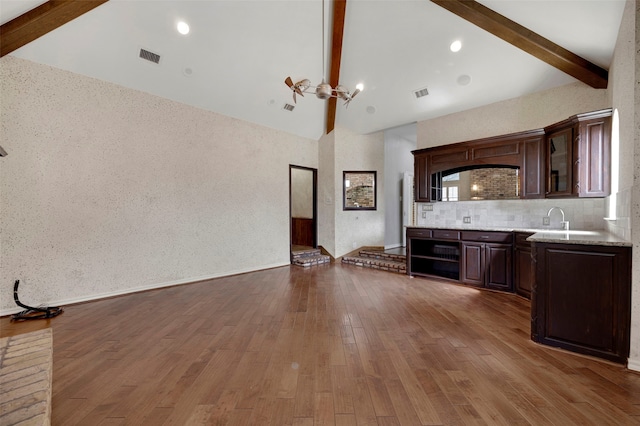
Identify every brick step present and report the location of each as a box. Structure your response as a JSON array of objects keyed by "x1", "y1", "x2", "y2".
[
  {"x1": 357, "y1": 250, "x2": 406, "y2": 263},
  {"x1": 292, "y1": 254, "x2": 331, "y2": 267},
  {"x1": 292, "y1": 249, "x2": 322, "y2": 261},
  {"x1": 341, "y1": 255, "x2": 406, "y2": 274}
]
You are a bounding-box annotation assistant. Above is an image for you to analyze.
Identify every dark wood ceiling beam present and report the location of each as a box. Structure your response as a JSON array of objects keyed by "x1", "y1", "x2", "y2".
[
  {"x1": 1, "y1": 0, "x2": 109, "y2": 57},
  {"x1": 431, "y1": 0, "x2": 608, "y2": 89},
  {"x1": 326, "y1": 0, "x2": 347, "y2": 135}
]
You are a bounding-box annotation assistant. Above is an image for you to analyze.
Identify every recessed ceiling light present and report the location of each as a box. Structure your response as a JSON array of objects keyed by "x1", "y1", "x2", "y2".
[
  {"x1": 183, "y1": 67, "x2": 193, "y2": 77},
  {"x1": 177, "y1": 21, "x2": 190, "y2": 35},
  {"x1": 366, "y1": 106, "x2": 376, "y2": 114},
  {"x1": 457, "y1": 74, "x2": 472, "y2": 86},
  {"x1": 450, "y1": 40, "x2": 462, "y2": 52}
]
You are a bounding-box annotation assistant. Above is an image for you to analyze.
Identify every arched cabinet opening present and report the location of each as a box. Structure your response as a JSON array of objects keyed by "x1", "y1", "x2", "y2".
[{"x1": 432, "y1": 165, "x2": 520, "y2": 202}]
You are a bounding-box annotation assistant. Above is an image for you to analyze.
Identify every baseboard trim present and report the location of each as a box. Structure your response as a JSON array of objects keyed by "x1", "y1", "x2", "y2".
[
  {"x1": 627, "y1": 357, "x2": 640, "y2": 372},
  {"x1": 0, "y1": 261, "x2": 289, "y2": 317},
  {"x1": 384, "y1": 243, "x2": 403, "y2": 250}
]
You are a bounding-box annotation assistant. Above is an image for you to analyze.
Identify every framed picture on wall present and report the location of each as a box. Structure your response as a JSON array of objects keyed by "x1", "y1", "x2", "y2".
[{"x1": 343, "y1": 171, "x2": 377, "y2": 211}]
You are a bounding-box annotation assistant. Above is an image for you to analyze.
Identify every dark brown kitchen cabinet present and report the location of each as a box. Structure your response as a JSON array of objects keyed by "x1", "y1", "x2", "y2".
[
  {"x1": 485, "y1": 244, "x2": 513, "y2": 291},
  {"x1": 577, "y1": 114, "x2": 611, "y2": 197},
  {"x1": 414, "y1": 153, "x2": 430, "y2": 202},
  {"x1": 461, "y1": 242, "x2": 484, "y2": 287},
  {"x1": 460, "y1": 231, "x2": 513, "y2": 291},
  {"x1": 461, "y1": 241, "x2": 513, "y2": 291},
  {"x1": 531, "y1": 242, "x2": 631, "y2": 364},
  {"x1": 521, "y1": 137, "x2": 545, "y2": 199},
  {"x1": 544, "y1": 109, "x2": 611, "y2": 198},
  {"x1": 412, "y1": 131, "x2": 543, "y2": 203},
  {"x1": 514, "y1": 232, "x2": 533, "y2": 299}
]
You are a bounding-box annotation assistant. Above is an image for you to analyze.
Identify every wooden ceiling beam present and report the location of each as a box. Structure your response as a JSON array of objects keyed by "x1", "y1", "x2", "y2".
[
  {"x1": 326, "y1": 0, "x2": 347, "y2": 135},
  {"x1": 1, "y1": 0, "x2": 109, "y2": 57},
  {"x1": 431, "y1": 0, "x2": 608, "y2": 89}
]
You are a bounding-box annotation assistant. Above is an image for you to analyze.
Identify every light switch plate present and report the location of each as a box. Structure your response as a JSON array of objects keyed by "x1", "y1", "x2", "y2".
[
  {"x1": 422, "y1": 204, "x2": 433, "y2": 211},
  {"x1": 543, "y1": 217, "x2": 551, "y2": 226},
  {"x1": 463, "y1": 216, "x2": 471, "y2": 224}
]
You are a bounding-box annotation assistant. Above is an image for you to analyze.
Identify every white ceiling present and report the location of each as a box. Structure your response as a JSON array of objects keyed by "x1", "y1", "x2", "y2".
[{"x1": 1, "y1": 0, "x2": 626, "y2": 141}]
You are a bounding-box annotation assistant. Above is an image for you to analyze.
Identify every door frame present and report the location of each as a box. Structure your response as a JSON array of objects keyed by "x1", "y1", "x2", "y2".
[{"x1": 289, "y1": 165, "x2": 318, "y2": 252}]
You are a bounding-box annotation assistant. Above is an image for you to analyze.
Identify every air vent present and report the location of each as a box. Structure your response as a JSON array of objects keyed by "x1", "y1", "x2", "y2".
[
  {"x1": 139, "y1": 48, "x2": 161, "y2": 64},
  {"x1": 414, "y1": 87, "x2": 429, "y2": 99},
  {"x1": 283, "y1": 103, "x2": 295, "y2": 112}
]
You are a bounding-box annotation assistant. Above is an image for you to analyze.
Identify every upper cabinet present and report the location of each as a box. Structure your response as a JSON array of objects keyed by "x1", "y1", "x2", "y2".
[
  {"x1": 544, "y1": 109, "x2": 612, "y2": 198},
  {"x1": 413, "y1": 109, "x2": 612, "y2": 202},
  {"x1": 413, "y1": 130, "x2": 544, "y2": 202}
]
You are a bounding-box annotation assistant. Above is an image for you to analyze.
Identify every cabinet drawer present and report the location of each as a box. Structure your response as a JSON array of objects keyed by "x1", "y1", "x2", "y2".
[
  {"x1": 515, "y1": 232, "x2": 533, "y2": 247},
  {"x1": 461, "y1": 231, "x2": 512, "y2": 244},
  {"x1": 407, "y1": 228, "x2": 432, "y2": 238},
  {"x1": 432, "y1": 230, "x2": 460, "y2": 240}
]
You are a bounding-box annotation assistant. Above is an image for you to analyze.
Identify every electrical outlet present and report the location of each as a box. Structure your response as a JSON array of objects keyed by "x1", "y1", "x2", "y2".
[
  {"x1": 463, "y1": 216, "x2": 471, "y2": 224},
  {"x1": 352, "y1": 242, "x2": 357, "y2": 249},
  {"x1": 422, "y1": 212, "x2": 427, "y2": 219},
  {"x1": 543, "y1": 217, "x2": 550, "y2": 226}
]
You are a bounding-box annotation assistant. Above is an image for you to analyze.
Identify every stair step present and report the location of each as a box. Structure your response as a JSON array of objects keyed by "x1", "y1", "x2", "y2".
[
  {"x1": 357, "y1": 250, "x2": 406, "y2": 263},
  {"x1": 341, "y1": 255, "x2": 406, "y2": 274},
  {"x1": 292, "y1": 254, "x2": 331, "y2": 267},
  {"x1": 292, "y1": 249, "x2": 322, "y2": 261}
]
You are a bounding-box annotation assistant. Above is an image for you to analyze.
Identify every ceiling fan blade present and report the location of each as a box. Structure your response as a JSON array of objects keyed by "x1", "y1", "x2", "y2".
[
  {"x1": 285, "y1": 76, "x2": 294, "y2": 89},
  {"x1": 351, "y1": 88, "x2": 361, "y2": 99},
  {"x1": 293, "y1": 91, "x2": 297, "y2": 103}
]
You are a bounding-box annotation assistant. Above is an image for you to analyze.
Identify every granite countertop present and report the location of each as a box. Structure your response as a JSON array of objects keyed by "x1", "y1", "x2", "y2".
[
  {"x1": 406, "y1": 225, "x2": 631, "y2": 247},
  {"x1": 527, "y1": 230, "x2": 631, "y2": 247}
]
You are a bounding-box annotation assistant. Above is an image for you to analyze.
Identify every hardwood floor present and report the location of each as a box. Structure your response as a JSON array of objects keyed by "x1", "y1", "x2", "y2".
[{"x1": 2, "y1": 263, "x2": 640, "y2": 425}]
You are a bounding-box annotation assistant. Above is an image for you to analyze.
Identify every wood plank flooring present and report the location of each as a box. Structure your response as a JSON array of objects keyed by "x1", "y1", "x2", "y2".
[{"x1": 2, "y1": 263, "x2": 640, "y2": 425}]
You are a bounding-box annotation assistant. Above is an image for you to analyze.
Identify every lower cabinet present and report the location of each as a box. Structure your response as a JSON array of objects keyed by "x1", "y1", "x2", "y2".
[
  {"x1": 408, "y1": 228, "x2": 513, "y2": 293},
  {"x1": 514, "y1": 232, "x2": 534, "y2": 299},
  {"x1": 462, "y1": 242, "x2": 513, "y2": 291},
  {"x1": 531, "y1": 242, "x2": 631, "y2": 364},
  {"x1": 461, "y1": 243, "x2": 484, "y2": 287}
]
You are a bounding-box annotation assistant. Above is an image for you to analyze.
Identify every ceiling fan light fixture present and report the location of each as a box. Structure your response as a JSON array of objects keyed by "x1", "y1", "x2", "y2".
[
  {"x1": 316, "y1": 82, "x2": 333, "y2": 100},
  {"x1": 450, "y1": 40, "x2": 462, "y2": 52},
  {"x1": 177, "y1": 21, "x2": 190, "y2": 35}
]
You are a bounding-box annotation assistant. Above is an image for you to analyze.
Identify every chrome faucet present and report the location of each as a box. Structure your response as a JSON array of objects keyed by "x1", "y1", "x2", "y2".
[{"x1": 547, "y1": 207, "x2": 570, "y2": 230}]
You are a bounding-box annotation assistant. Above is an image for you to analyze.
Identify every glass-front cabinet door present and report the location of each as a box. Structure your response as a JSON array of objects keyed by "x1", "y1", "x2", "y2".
[{"x1": 547, "y1": 128, "x2": 573, "y2": 196}]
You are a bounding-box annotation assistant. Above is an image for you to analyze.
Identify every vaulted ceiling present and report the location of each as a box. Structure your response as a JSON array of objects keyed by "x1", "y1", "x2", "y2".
[{"x1": 0, "y1": 0, "x2": 626, "y2": 141}]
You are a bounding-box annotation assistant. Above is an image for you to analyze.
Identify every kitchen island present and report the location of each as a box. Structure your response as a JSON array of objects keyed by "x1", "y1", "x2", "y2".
[{"x1": 528, "y1": 230, "x2": 632, "y2": 364}]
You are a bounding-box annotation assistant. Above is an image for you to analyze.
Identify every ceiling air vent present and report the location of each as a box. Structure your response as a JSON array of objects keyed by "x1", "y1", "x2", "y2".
[
  {"x1": 139, "y1": 48, "x2": 161, "y2": 64},
  {"x1": 414, "y1": 87, "x2": 429, "y2": 99},
  {"x1": 283, "y1": 103, "x2": 295, "y2": 112}
]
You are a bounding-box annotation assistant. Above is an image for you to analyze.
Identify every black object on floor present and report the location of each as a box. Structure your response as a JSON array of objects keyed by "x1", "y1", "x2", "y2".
[{"x1": 11, "y1": 279, "x2": 63, "y2": 321}]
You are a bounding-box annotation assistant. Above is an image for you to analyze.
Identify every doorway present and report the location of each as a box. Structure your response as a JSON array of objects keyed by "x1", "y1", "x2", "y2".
[{"x1": 289, "y1": 165, "x2": 318, "y2": 253}]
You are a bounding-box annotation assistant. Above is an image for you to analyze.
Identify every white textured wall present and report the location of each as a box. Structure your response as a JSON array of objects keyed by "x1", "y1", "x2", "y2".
[
  {"x1": 384, "y1": 126, "x2": 416, "y2": 248},
  {"x1": 317, "y1": 132, "x2": 336, "y2": 257},
  {"x1": 0, "y1": 57, "x2": 317, "y2": 313},
  {"x1": 334, "y1": 127, "x2": 385, "y2": 258},
  {"x1": 417, "y1": 82, "x2": 609, "y2": 149},
  {"x1": 603, "y1": 0, "x2": 639, "y2": 372}
]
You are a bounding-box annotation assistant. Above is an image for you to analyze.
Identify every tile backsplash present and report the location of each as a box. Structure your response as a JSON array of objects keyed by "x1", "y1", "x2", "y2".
[{"x1": 415, "y1": 198, "x2": 606, "y2": 231}]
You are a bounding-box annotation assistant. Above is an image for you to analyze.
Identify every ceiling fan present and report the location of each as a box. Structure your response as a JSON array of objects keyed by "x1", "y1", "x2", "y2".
[
  {"x1": 284, "y1": 0, "x2": 362, "y2": 108},
  {"x1": 284, "y1": 77, "x2": 362, "y2": 107}
]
